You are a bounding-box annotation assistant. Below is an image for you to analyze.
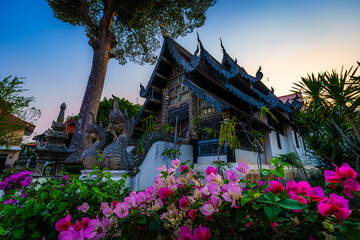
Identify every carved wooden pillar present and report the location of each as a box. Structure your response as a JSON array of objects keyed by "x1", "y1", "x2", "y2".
[
  {"x1": 189, "y1": 93, "x2": 198, "y2": 140},
  {"x1": 161, "y1": 88, "x2": 170, "y2": 125}
]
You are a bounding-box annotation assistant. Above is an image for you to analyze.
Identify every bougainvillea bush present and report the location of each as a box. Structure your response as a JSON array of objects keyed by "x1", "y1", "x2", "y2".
[
  {"x1": 0, "y1": 170, "x2": 130, "y2": 239},
  {"x1": 54, "y1": 160, "x2": 360, "y2": 240}
]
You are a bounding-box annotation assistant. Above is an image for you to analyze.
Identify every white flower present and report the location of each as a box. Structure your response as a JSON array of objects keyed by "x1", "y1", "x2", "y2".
[
  {"x1": 76, "y1": 189, "x2": 81, "y2": 194},
  {"x1": 32, "y1": 178, "x2": 38, "y2": 183},
  {"x1": 0, "y1": 190, "x2": 5, "y2": 198},
  {"x1": 34, "y1": 185, "x2": 41, "y2": 191},
  {"x1": 14, "y1": 191, "x2": 21, "y2": 197},
  {"x1": 38, "y1": 178, "x2": 47, "y2": 184}
]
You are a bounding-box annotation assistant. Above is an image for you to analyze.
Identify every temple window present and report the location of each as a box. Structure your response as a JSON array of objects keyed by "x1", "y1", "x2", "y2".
[{"x1": 276, "y1": 132, "x2": 282, "y2": 149}]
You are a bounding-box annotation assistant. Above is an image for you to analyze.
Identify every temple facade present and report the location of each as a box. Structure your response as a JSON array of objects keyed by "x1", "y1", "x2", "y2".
[{"x1": 132, "y1": 36, "x2": 306, "y2": 175}]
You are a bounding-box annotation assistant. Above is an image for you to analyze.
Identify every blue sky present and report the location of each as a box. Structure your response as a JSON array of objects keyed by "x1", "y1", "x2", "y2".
[{"x1": 1, "y1": 0, "x2": 360, "y2": 135}]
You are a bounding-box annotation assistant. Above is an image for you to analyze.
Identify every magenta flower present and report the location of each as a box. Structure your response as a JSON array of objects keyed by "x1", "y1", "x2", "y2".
[
  {"x1": 205, "y1": 166, "x2": 217, "y2": 175},
  {"x1": 318, "y1": 193, "x2": 350, "y2": 224},
  {"x1": 199, "y1": 202, "x2": 215, "y2": 216},
  {"x1": 297, "y1": 181, "x2": 312, "y2": 196},
  {"x1": 193, "y1": 225, "x2": 211, "y2": 240},
  {"x1": 289, "y1": 191, "x2": 307, "y2": 212},
  {"x1": 58, "y1": 227, "x2": 84, "y2": 240},
  {"x1": 286, "y1": 180, "x2": 300, "y2": 195},
  {"x1": 171, "y1": 159, "x2": 181, "y2": 168},
  {"x1": 83, "y1": 217, "x2": 101, "y2": 239},
  {"x1": 178, "y1": 225, "x2": 192, "y2": 240},
  {"x1": 77, "y1": 202, "x2": 90, "y2": 213},
  {"x1": 308, "y1": 186, "x2": 327, "y2": 203},
  {"x1": 236, "y1": 162, "x2": 249, "y2": 176},
  {"x1": 208, "y1": 183, "x2": 221, "y2": 195},
  {"x1": 188, "y1": 209, "x2": 197, "y2": 220},
  {"x1": 205, "y1": 173, "x2": 223, "y2": 185},
  {"x1": 225, "y1": 169, "x2": 240, "y2": 183},
  {"x1": 324, "y1": 170, "x2": 342, "y2": 188},
  {"x1": 158, "y1": 186, "x2": 172, "y2": 199},
  {"x1": 269, "y1": 180, "x2": 284, "y2": 194},
  {"x1": 222, "y1": 183, "x2": 242, "y2": 207},
  {"x1": 343, "y1": 178, "x2": 360, "y2": 199},
  {"x1": 180, "y1": 165, "x2": 189, "y2": 172},
  {"x1": 55, "y1": 214, "x2": 72, "y2": 232},
  {"x1": 179, "y1": 195, "x2": 190, "y2": 211},
  {"x1": 72, "y1": 217, "x2": 91, "y2": 232},
  {"x1": 334, "y1": 163, "x2": 358, "y2": 179},
  {"x1": 114, "y1": 202, "x2": 129, "y2": 218},
  {"x1": 100, "y1": 202, "x2": 113, "y2": 217}
]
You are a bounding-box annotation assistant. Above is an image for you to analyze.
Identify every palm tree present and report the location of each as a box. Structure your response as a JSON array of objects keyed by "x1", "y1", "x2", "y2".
[{"x1": 294, "y1": 62, "x2": 360, "y2": 169}]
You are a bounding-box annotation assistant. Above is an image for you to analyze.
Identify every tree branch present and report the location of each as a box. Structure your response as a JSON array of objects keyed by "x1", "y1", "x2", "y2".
[{"x1": 79, "y1": 0, "x2": 98, "y2": 32}]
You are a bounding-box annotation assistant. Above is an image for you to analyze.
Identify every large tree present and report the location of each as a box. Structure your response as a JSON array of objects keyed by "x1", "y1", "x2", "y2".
[
  {"x1": 46, "y1": 0, "x2": 216, "y2": 162},
  {"x1": 0, "y1": 76, "x2": 41, "y2": 147}
]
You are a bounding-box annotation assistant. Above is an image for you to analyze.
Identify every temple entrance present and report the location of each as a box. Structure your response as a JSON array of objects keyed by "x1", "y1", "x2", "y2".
[{"x1": 0, "y1": 154, "x2": 8, "y2": 173}]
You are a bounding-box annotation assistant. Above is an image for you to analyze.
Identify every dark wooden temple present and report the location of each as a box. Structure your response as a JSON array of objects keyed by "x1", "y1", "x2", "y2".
[{"x1": 132, "y1": 35, "x2": 302, "y2": 164}]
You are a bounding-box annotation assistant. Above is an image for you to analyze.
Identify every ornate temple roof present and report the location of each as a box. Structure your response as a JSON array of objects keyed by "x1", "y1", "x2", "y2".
[{"x1": 133, "y1": 36, "x2": 299, "y2": 137}]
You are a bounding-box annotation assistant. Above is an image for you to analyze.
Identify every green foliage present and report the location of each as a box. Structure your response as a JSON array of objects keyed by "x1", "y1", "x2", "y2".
[
  {"x1": 46, "y1": 0, "x2": 217, "y2": 65},
  {"x1": 202, "y1": 127, "x2": 218, "y2": 140},
  {"x1": 190, "y1": 117, "x2": 201, "y2": 135},
  {"x1": 142, "y1": 115, "x2": 158, "y2": 133},
  {"x1": 293, "y1": 63, "x2": 360, "y2": 169},
  {"x1": 260, "y1": 106, "x2": 278, "y2": 123},
  {"x1": 161, "y1": 148, "x2": 182, "y2": 160},
  {"x1": 0, "y1": 76, "x2": 40, "y2": 147},
  {"x1": 0, "y1": 170, "x2": 129, "y2": 240},
  {"x1": 219, "y1": 117, "x2": 240, "y2": 150}
]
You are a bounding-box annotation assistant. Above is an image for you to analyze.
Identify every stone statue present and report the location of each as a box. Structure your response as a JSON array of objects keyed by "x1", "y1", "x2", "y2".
[
  {"x1": 81, "y1": 113, "x2": 107, "y2": 170},
  {"x1": 103, "y1": 95, "x2": 137, "y2": 174}
]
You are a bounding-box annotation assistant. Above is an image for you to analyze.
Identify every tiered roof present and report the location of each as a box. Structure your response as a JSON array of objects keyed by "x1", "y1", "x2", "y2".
[{"x1": 132, "y1": 36, "x2": 301, "y2": 138}]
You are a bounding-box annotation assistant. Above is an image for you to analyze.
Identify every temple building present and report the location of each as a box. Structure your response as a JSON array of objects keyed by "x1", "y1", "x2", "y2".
[{"x1": 132, "y1": 36, "x2": 306, "y2": 175}]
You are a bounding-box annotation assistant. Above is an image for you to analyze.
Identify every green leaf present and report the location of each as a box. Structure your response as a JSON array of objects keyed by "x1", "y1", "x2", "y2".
[
  {"x1": 31, "y1": 231, "x2": 40, "y2": 238},
  {"x1": 0, "y1": 226, "x2": 6, "y2": 235},
  {"x1": 271, "y1": 157, "x2": 280, "y2": 166},
  {"x1": 137, "y1": 217, "x2": 146, "y2": 224},
  {"x1": 13, "y1": 228, "x2": 25, "y2": 239},
  {"x1": 236, "y1": 208, "x2": 246, "y2": 222},
  {"x1": 305, "y1": 212, "x2": 318, "y2": 223},
  {"x1": 53, "y1": 190, "x2": 61, "y2": 198},
  {"x1": 26, "y1": 199, "x2": 35, "y2": 211},
  {"x1": 149, "y1": 220, "x2": 160, "y2": 233},
  {"x1": 58, "y1": 202, "x2": 67, "y2": 213},
  {"x1": 3, "y1": 205, "x2": 13, "y2": 215},
  {"x1": 241, "y1": 197, "x2": 252, "y2": 206},
  {"x1": 271, "y1": 166, "x2": 285, "y2": 178},
  {"x1": 263, "y1": 204, "x2": 280, "y2": 222},
  {"x1": 41, "y1": 192, "x2": 47, "y2": 199},
  {"x1": 278, "y1": 199, "x2": 307, "y2": 210},
  {"x1": 280, "y1": 162, "x2": 293, "y2": 167},
  {"x1": 16, "y1": 208, "x2": 23, "y2": 215},
  {"x1": 260, "y1": 169, "x2": 271, "y2": 177},
  {"x1": 264, "y1": 192, "x2": 276, "y2": 202},
  {"x1": 252, "y1": 204, "x2": 262, "y2": 210}
]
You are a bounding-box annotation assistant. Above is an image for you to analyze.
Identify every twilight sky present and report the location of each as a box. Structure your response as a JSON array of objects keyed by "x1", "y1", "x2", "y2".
[{"x1": 1, "y1": 0, "x2": 359, "y2": 136}]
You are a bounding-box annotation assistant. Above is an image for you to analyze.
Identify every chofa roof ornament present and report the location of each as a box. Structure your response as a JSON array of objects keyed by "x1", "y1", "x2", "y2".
[
  {"x1": 220, "y1": 38, "x2": 227, "y2": 55},
  {"x1": 256, "y1": 66, "x2": 263, "y2": 81}
]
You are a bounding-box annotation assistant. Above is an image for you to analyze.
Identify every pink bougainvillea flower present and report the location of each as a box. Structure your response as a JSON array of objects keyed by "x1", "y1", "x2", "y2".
[
  {"x1": 308, "y1": 186, "x2": 327, "y2": 203},
  {"x1": 205, "y1": 166, "x2": 217, "y2": 175},
  {"x1": 179, "y1": 195, "x2": 190, "y2": 211},
  {"x1": 58, "y1": 226, "x2": 84, "y2": 240},
  {"x1": 156, "y1": 164, "x2": 167, "y2": 173},
  {"x1": 193, "y1": 225, "x2": 211, "y2": 240},
  {"x1": 199, "y1": 202, "x2": 215, "y2": 216},
  {"x1": 55, "y1": 214, "x2": 72, "y2": 232},
  {"x1": 100, "y1": 202, "x2": 113, "y2": 217},
  {"x1": 83, "y1": 217, "x2": 101, "y2": 239},
  {"x1": 171, "y1": 159, "x2": 181, "y2": 168},
  {"x1": 178, "y1": 225, "x2": 192, "y2": 240},
  {"x1": 77, "y1": 202, "x2": 90, "y2": 213},
  {"x1": 114, "y1": 202, "x2": 129, "y2": 219},
  {"x1": 225, "y1": 169, "x2": 240, "y2": 183},
  {"x1": 193, "y1": 188, "x2": 202, "y2": 199},
  {"x1": 318, "y1": 193, "x2": 350, "y2": 225},
  {"x1": 236, "y1": 162, "x2": 249, "y2": 176},
  {"x1": 188, "y1": 209, "x2": 197, "y2": 220},
  {"x1": 208, "y1": 183, "x2": 221, "y2": 195},
  {"x1": 286, "y1": 180, "x2": 300, "y2": 195},
  {"x1": 334, "y1": 163, "x2": 358, "y2": 180},
  {"x1": 72, "y1": 217, "x2": 91, "y2": 232},
  {"x1": 158, "y1": 186, "x2": 172, "y2": 199},
  {"x1": 269, "y1": 180, "x2": 284, "y2": 194},
  {"x1": 205, "y1": 173, "x2": 223, "y2": 186},
  {"x1": 180, "y1": 165, "x2": 189, "y2": 172},
  {"x1": 343, "y1": 178, "x2": 360, "y2": 199},
  {"x1": 210, "y1": 195, "x2": 222, "y2": 210},
  {"x1": 222, "y1": 183, "x2": 242, "y2": 207},
  {"x1": 324, "y1": 170, "x2": 342, "y2": 188},
  {"x1": 297, "y1": 181, "x2": 312, "y2": 197}
]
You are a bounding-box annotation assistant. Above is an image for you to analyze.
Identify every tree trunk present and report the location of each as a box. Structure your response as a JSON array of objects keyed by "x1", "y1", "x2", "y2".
[{"x1": 66, "y1": 35, "x2": 112, "y2": 163}]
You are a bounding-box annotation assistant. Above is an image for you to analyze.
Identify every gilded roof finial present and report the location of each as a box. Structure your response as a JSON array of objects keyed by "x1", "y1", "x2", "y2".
[{"x1": 159, "y1": 23, "x2": 168, "y2": 38}]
